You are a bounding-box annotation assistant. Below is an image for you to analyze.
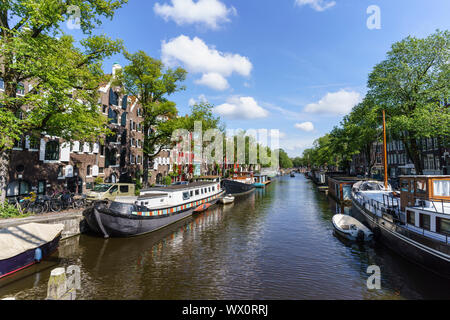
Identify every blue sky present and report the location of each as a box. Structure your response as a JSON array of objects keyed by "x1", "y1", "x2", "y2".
[{"x1": 66, "y1": 0, "x2": 449, "y2": 157}]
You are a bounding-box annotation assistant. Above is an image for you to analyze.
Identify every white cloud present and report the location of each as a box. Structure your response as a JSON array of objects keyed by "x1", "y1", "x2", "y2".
[
  {"x1": 295, "y1": 122, "x2": 315, "y2": 132},
  {"x1": 189, "y1": 94, "x2": 208, "y2": 106},
  {"x1": 304, "y1": 90, "x2": 362, "y2": 115},
  {"x1": 194, "y1": 72, "x2": 229, "y2": 91},
  {"x1": 154, "y1": 0, "x2": 236, "y2": 29},
  {"x1": 161, "y1": 35, "x2": 252, "y2": 90},
  {"x1": 162, "y1": 35, "x2": 252, "y2": 77},
  {"x1": 214, "y1": 96, "x2": 269, "y2": 120},
  {"x1": 294, "y1": 0, "x2": 336, "y2": 11}
]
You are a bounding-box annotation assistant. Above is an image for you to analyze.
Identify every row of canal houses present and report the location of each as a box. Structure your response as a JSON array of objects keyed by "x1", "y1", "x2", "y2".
[{"x1": 5, "y1": 63, "x2": 259, "y2": 199}]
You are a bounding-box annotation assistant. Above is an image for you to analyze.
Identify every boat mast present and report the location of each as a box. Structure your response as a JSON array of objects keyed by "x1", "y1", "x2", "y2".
[{"x1": 382, "y1": 109, "x2": 388, "y2": 190}]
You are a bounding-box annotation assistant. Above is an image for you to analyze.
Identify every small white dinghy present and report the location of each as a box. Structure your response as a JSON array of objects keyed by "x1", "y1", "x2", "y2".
[
  {"x1": 332, "y1": 214, "x2": 373, "y2": 242},
  {"x1": 219, "y1": 195, "x2": 235, "y2": 205}
]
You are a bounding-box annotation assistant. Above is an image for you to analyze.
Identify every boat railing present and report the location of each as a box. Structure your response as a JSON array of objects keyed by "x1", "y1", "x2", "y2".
[
  {"x1": 353, "y1": 192, "x2": 401, "y2": 218},
  {"x1": 411, "y1": 198, "x2": 450, "y2": 215},
  {"x1": 354, "y1": 192, "x2": 450, "y2": 248},
  {"x1": 399, "y1": 223, "x2": 450, "y2": 244}
]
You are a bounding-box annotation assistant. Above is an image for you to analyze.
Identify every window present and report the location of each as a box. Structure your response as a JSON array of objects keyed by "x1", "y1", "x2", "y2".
[
  {"x1": 29, "y1": 135, "x2": 39, "y2": 150},
  {"x1": 110, "y1": 185, "x2": 118, "y2": 193},
  {"x1": 102, "y1": 105, "x2": 107, "y2": 113},
  {"x1": 108, "y1": 108, "x2": 118, "y2": 124},
  {"x1": 109, "y1": 88, "x2": 119, "y2": 106},
  {"x1": 190, "y1": 191, "x2": 193, "y2": 197},
  {"x1": 407, "y1": 210, "x2": 416, "y2": 225},
  {"x1": 433, "y1": 180, "x2": 450, "y2": 197},
  {"x1": 183, "y1": 192, "x2": 190, "y2": 200},
  {"x1": 195, "y1": 189, "x2": 200, "y2": 196},
  {"x1": 16, "y1": 83, "x2": 25, "y2": 95},
  {"x1": 437, "y1": 218, "x2": 450, "y2": 236},
  {"x1": 212, "y1": 186, "x2": 215, "y2": 192},
  {"x1": 415, "y1": 180, "x2": 427, "y2": 195},
  {"x1": 87, "y1": 165, "x2": 92, "y2": 176},
  {"x1": 45, "y1": 141, "x2": 59, "y2": 161},
  {"x1": 121, "y1": 112, "x2": 127, "y2": 126},
  {"x1": 99, "y1": 167, "x2": 104, "y2": 174},
  {"x1": 120, "y1": 185, "x2": 129, "y2": 193},
  {"x1": 419, "y1": 214, "x2": 431, "y2": 231},
  {"x1": 400, "y1": 180, "x2": 410, "y2": 192},
  {"x1": 38, "y1": 181, "x2": 46, "y2": 195},
  {"x1": 6, "y1": 180, "x2": 31, "y2": 197},
  {"x1": 57, "y1": 166, "x2": 64, "y2": 178}
]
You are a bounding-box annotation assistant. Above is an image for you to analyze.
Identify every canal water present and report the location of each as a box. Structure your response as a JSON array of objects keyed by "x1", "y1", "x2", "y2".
[{"x1": 1, "y1": 175, "x2": 450, "y2": 300}]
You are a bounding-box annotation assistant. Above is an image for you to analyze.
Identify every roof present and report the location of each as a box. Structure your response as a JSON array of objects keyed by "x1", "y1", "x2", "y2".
[
  {"x1": 399, "y1": 175, "x2": 450, "y2": 178},
  {"x1": 141, "y1": 181, "x2": 217, "y2": 193}
]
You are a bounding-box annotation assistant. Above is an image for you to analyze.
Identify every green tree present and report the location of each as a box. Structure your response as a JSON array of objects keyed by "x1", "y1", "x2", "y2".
[
  {"x1": 278, "y1": 149, "x2": 293, "y2": 169},
  {"x1": 115, "y1": 51, "x2": 187, "y2": 187},
  {"x1": 0, "y1": 0, "x2": 126, "y2": 201},
  {"x1": 367, "y1": 30, "x2": 450, "y2": 174}
]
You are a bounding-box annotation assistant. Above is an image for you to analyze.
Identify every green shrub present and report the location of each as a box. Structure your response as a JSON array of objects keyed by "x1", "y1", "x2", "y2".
[
  {"x1": 0, "y1": 202, "x2": 30, "y2": 219},
  {"x1": 164, "y1": 176, "x2": 172, "y2": 186}
]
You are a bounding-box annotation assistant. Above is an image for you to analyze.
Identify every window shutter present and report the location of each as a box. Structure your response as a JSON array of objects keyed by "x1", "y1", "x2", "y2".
[
  {"x1": 39, "y1": 139, "x2": 46, "y2": 161},
  {"x1": 60, "y1": 143, "x2": 71, "y2": 162},
  {"x1": 92, "y1": 165, "x2": 99, "y2": 177}
]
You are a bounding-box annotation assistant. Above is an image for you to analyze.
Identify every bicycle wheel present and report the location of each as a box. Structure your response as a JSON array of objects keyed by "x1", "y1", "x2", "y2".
[{"x1": 50, "y1": 201, "x2": 62, "y2": 212}]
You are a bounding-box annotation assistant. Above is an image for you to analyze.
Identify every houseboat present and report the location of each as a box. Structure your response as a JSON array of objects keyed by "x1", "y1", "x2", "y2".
[
  {"x1": 351, "y1": 176, "x2": 450, "y2": 279},
  {"x1": 1, "y1": 223, "x2": 64, "y2": 279},
  {"x1": 222, "y1": 171, "x2": 255, "y2": 195},
  {"x1": 253, "y1": 174, "x2": 270, "y2": 188},
  {"x1": 83, "y1": 180, "x2": 225, "y2": 238},
  {"x1": 328, "y1": 176, "x2": 366, "y2": 205}
]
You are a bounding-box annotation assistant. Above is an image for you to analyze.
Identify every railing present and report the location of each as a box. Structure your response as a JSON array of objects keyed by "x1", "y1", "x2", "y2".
[
  {"x1": 353, "y1": 192, "x2": 450, "y2": 250},
  {"x1": 412, "y1": 198, "x2": 450, "y2": 215}
]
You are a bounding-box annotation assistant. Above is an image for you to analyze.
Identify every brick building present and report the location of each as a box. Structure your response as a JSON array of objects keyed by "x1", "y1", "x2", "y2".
[{"x1": 5, "y1": 64, "x2": 169, "y2": 198}]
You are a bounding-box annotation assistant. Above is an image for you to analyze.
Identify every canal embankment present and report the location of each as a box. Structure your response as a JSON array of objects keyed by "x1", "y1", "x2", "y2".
[{"x1": 0, "y1": 211, "x2": 86, "y2": 240}]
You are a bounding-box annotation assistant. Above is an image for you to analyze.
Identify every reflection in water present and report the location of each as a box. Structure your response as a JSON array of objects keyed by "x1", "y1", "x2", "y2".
[{"x1": 1, "y1": 176, "x2": 450, "y2": 300}]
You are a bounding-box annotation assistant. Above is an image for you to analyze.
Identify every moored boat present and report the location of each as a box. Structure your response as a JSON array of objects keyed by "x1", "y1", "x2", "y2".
[
  {"x1": 219, "y1": 195, "x2": 235, "y2": 204},
  {"x1": 352, "y1": 176, "x2": 450, "y2": 279},
  {"x1": 83, "y1": 180, "x2": 225, "y2": 238},
  {"x1": 253, "y1": 174, "x2": 269, "y2": 188},
  {"x1": 222, "y1": 172, "x2": 255, "y2": 195},
  {"x1": 332, "y1": 214, "x2": 373, "y2": 242},
  {"x1": 193, "y1": 203, "x2": 213, "y2": 213},
  {"x1": 0, "y1": 223, "x2": 64, "y2": 279}
]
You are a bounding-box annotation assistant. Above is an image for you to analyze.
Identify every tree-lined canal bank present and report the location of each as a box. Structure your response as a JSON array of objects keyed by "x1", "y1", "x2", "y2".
[{"x1": 1, "y1": 176, "x2": 450, "y2": 300}]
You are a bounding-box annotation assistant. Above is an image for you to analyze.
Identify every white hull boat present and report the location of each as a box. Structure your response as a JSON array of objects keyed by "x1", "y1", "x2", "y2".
[
  {"x1": 219, "y1": 195, "x2": 235, "y2": 205},
  {"x1": 332, "y1": 214, "x2": 373, "y2": 242}
]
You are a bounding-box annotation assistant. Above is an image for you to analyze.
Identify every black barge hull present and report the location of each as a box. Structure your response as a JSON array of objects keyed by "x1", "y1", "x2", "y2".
[
  {"x1": 84, "y1": 196, "x2": 222, "y2": 238},
  {"x1": 351, "y1": 195, "x2": 450, "y2": 279},
  {"x1": 222, "y1": 179, "x2": 255, "y2": 196}
]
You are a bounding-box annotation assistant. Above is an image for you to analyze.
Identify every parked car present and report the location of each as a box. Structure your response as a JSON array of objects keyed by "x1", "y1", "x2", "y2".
[{"x1": 86, "y1": 183, "x2": 136, "y2": 203}]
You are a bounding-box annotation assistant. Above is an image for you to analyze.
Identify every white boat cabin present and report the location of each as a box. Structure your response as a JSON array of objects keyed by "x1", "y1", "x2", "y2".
[{"x1": 116, "y1": 180, "x2": 223, "y2": 210}]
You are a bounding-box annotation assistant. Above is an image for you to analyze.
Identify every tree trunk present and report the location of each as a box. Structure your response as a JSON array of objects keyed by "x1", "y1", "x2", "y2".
[{"x1": 0, "y1": 150, "x2": 11, "y2": 203}]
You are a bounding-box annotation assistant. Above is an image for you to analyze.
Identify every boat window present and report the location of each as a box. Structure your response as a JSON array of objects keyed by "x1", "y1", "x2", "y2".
[
  {"x1": 120, "y1": 185, "x2": 129, "y2": 193},
  {"x1": 201, "y1": 189, "x2": 203, "y2": 194},
  {"x1": 195, "y1": 189, "x2": 200, "y2": 196},
  {"x1": 433, "y1": 180, "x2": 450, "y2": 197},
  {"x1": 419, "y1": 214, "x2": 431, "y2": 231},
  {"x1": 212, "y1": 186, "x2": 215, "y2": 192},
  {"x1": 406, "y1": 210, "x2": 416, "y2": 225},
  {"x1": 190, "y1": 191, "x2": 193, "y2": 197},
  {"x1": 183, "y1": 192, "x2": 190, "y2": 200},
  {"x1": 437, "y1": 218, "x2": 450, "y2": 236},
  {"x1": 415, "y1": 180, "x2": 427, "y2": 195},
  {"x1": 208, "y1": 187, "x2": 211, "y2": 192},
  {"x1": 400, "y1": 180, "x2": 410, "y2": 192}
]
